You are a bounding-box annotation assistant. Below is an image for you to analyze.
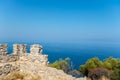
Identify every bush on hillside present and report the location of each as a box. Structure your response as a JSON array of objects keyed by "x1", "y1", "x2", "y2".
[
  {"x1": 49, "y1": 57, "x2": 71, "y2": 73},
  {"x1": 79, "y1": 57, "x2": 120, "y2": 80}
]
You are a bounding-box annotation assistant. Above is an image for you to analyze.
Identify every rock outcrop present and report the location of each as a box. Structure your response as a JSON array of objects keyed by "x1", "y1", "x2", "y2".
[{"x1": 0, "y1": 44, "x2": 86, "y2": 80}]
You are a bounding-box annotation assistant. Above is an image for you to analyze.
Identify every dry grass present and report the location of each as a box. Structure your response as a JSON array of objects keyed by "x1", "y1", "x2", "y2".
[{"x1": 1, "y1": 71, "x2": 41, "y2": 80}]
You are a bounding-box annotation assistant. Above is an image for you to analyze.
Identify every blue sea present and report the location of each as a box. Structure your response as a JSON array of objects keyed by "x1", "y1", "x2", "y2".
[{"x1": 7, "y1": 42, "x2": 120, "y2": 69}]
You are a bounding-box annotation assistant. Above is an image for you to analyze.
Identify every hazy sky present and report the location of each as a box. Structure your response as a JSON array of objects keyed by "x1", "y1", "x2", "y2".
[{"x1": 0, "y1": 0, "x2": 120, "y2": 43}]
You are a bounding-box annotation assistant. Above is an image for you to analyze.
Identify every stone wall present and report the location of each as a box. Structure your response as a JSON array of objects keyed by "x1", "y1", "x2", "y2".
[
  {"x1": 30, "y1": 44, "x2": 42, "y2": 55},
  {"x1": 0, "y1": 44, "x2": 7, "y2": 56},
  {"x1": 0, "y1": 64, "x2": 19, "y2": 76},
  {"x1": 0, "y1": 44, "x2": 48, "y2": 65},
  {"x1": 13, "y1": 44, "x2": 27, "y2": 56},
  {"x1": 0, "y1": 54, "x2": 19, "y2": 63},
  {"x1": 0, "y1": 44, "x2": 48, "y2": 77}
]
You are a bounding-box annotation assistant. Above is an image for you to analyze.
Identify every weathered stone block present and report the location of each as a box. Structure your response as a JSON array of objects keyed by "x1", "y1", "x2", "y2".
[
  {"x1": 0, "y1": 44, "x2": 8, "y2": 55},
  {"x1": 7, "y1": 54, "x2": 19, "y2": 62},
  {"x1": 3, "y1": 64, "x2": 12, "y2": 75},
  {"x1": 30, "y1": 44, "x2": 43, "y2": 55},
  {"x1": 13, "y1": 44, "x2": 27, "y2": 56}
]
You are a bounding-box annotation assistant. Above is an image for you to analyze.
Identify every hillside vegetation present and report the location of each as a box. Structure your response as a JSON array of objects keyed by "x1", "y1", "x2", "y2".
[{"x1": 50, "y1": 57, "x2": 120, "y2": 80}]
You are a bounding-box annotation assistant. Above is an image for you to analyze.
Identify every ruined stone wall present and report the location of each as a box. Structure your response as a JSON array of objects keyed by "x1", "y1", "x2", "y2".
[
  {"x1": 0, "y1": 44, "x2": 7, "y2": 56},
  {"x1": 30, "y1": 44, "x2": 42, "y2": 55},
  {"x1": 0, "y1": 44, "x2": 48, "y2": 64},
  {"x1": 0, "y1": 44, "x2": 26, "y2": 63},
  {"x1": 0, "y1": 44, "x2": 18, "y2": 63},
  {"x1": 13, "y1": 44, "x2": 27, "y2": 56},
  {"x1": 0, "y1": 64, "x2": 19, "y2": 76},
  {"x1": 0, "y1": 44, "x2": 48, "y2": 77}
]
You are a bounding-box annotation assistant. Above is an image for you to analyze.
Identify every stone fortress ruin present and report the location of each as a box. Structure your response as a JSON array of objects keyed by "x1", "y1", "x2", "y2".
[
  {"x1": 0, "y1": 44, "x2": 48, "y2": 76},
  {"x1": 0, "y1": 44, "x2": 87, "y2": 80}
]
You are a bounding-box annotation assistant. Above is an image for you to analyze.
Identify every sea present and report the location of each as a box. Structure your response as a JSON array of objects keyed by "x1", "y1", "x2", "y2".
[{"x1": 6, "y1": 42, "x2": 120, "y2": 69}]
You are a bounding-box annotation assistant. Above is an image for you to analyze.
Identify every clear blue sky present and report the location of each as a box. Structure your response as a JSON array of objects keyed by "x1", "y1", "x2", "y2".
[{"x1": 0, "y1": 0, "x2": 120, "y2": 43}]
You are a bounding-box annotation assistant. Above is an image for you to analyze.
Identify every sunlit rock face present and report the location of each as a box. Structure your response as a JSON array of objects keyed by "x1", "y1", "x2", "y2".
[{"x1": 0, "y1": 44, "x2": 85, "y2": 80}]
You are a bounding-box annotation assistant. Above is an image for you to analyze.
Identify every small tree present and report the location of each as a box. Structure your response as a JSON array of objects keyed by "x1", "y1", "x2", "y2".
[
  {"x1": 103, "y1": 57, "x2": 120, "y2": 80},
  {"x1": 79, "y1": 57, "x2": 120, "y2": 80},
  {"x1": 79, "y1": 57, "x2": 103, "y2": 76},
  {"x1": 88, "y1": 68, "x2": 110, "y2": 80},
  {"x1": 68, "y1": 69, "x2": 81, "y2": 78},
  {"x1": 49, "y1": 57, "x2": 71, "y2": 73}
]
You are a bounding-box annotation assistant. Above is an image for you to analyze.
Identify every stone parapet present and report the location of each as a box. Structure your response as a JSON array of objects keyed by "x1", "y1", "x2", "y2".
[
  {"x1": 0, "y1": 44, "x2": 8, "y2": 56},
  {"x1": 30, "y1": 44, "x2": 43, "y2": 55},
  {"x1": 13, "y1": 44, "x2": 27, "y2": 56},
  {"x1": 0, "y1": 44, "x2": 48, "y2": 66}
]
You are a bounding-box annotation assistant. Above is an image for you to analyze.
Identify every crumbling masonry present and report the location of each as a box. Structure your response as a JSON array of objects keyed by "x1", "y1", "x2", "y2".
[{"x1": 0, "y1": 44, "x2": 48, "y2": 76}]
